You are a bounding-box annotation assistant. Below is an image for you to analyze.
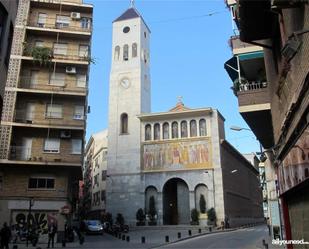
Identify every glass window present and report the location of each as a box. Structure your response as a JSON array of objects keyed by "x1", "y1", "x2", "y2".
[
  {"x1": 145, "y1": 124, "x2": 151, "y2": 141},
  {"x1": 28, "y1": 178, "x2": 55, "y2": 189},
  {"x1": 71, "y1": 139, "x2": 82, "y2": 154},
  {"x1": 190, "y1": 120, "x2": 197, "y2": 137},
  {"x1": 81, "y1": 17, "x2": 91, "y2": 29},
  {"x1": 76, "y1": 74, "x2": 86, "y2": 87},
  {"x1": 50, "y1": 73, "x2": 65, "y2": 86},
  {"x1": 199, "y1": 119, "x2": 207, "y2": 136},
  {"x1": 56, "y1": 15, "x2": 70, "y2": 28},
  {"x1": 37, "y1": 13, "x2": 47, "y2": 27},
  {"x1": 35, "y1": 40, "x2": 44, "y2": 47},
  {"x1": 181, "y1": 121, "x2": 188, "y2": 138},
  {"x1": 114, "y1": 46, "x2": 120, "y2": 61},
  {"x1": 120, "y1": 113, "x2": 128, "y2": 134},
  {"x1": 123, "y1": 44, "x2": 129, "y2": 61},
  {"x1": 46, "y1": 104, "x2": 62, "y2": 118},
  {"x1": 79, "y1": 45, "x2": 88, "y2": 58},
  {"x1": 163, "y1": 122, "x2": 169, "y2": 139},
  {"x1": 154, "y1": 123, "x2": 160, "y2": 140},
  {"x1": 53, "y1": 43, "x2": 67, "y2": 55},
  {"x1": 73, "y1": 105, "x2": 84, "y2": 120},
  {"x1": 132, "y1": 43, "x2": 137, "y2": 57},
  {"x1": 172, "y1": 122, "x2": 178, "y2": 138},
  {"x1": 44, "y1": 138, "x2": 60, "y2": 153}
]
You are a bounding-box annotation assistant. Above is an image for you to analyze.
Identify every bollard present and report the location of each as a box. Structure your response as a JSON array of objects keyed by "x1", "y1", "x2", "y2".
[
  {"x1": 177, "y1": 232, "x2": 181, "y2": 239},
  {"x1": 122, "y1": 235, "x2": 126, "y2": 240},
  {"x1": 141, "y1": 236, "x2": 145, "y2": 243},
  {"x1": 198, "y1": 228, "x2": 201, "y2": 233},
  {"x1": 188, "y1": 230, "x2": 192, "y2": 236},
  {"x1": 209, "y1": 227, "x2": 212, "y2": 232},
  {"x1": 165, "y1": 236, "x2": 169, "y2": 243},
  {"x1": 126, "y1": 236, "x2": 130, "y2": 242}
]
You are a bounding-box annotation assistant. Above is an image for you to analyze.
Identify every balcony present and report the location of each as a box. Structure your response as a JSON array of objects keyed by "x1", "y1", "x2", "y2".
[
  {"x1": 27, "y1": 17, "x2": 92, "y2": 36},
  {"x1": 229, "y1": 35, "x2": 263, "y2": 55},
  {"x1": 8, "y1": 145, "x2": 82, "y2": 165},
  {"x1": 13, "y1": 110, "x2": 85, "y2": 130},
  {"x1": 18, "y1": 76, "x2": 87, "y2": 96}
]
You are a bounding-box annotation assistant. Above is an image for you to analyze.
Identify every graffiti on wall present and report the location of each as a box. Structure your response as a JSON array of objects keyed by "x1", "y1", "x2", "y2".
[
  {"x1": 143, "y1": 139, "x2": 212, "y2": 172},
  {"x1": 278, "y1": 128, "x2": 309, "y2": 194},
  {"x1": 11, "y1": 211, "x2": 58, "y2": 242}
]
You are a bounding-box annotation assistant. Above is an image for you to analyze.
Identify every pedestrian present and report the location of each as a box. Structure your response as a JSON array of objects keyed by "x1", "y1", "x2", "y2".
[
  {"x1": 0, "y1": 222, "x2": 12, "y2": 249},
  {"x1": 47, "y1": 220, "x2": 57, "y2": 248},
  {"x1": 224, "y1": 216, "x2": 230, "y2": 229},
  {"x1": 266, "y1": 218, "x2": 271, "y2": 236}
]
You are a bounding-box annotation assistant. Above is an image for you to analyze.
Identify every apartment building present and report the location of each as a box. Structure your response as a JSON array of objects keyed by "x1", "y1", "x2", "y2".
[
  {"x1": 0, "y1": 0, "x2": 93, "y2": 242},
  {"x1": 83, "y1": 129, "x2": 107, "y2": 219},
  {"x1": 0, "y1": 0, "x2": 18, "y2": 117},
  {"x1": 224, "y1": 0, "x2": 309, "y2": 245}
]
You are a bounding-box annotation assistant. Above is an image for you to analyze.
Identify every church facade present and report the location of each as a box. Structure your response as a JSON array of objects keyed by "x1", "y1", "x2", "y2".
[{"x1": 105, "y1": 6, "x2": 264, "y2": 226}]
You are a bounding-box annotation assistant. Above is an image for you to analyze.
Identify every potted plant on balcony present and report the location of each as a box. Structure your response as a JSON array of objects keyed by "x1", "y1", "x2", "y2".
[
  {"x1": 136, "y1": 208, "x2": 145, "y2": 226},
  {"x1": 31, "y1": 46, "x2": 53, "y2": 66},
  {"x1": 148, "y1": 196, "x2": 157, "y2": 225}
]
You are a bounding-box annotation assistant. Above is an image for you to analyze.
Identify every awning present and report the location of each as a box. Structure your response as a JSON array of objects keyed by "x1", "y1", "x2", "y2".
[
  {"x1": 224, "y1": 57, "x2": 239, "y2": 83},
  {"x1": 239, "y1": 51, "x2": 264, "y2": 61}
]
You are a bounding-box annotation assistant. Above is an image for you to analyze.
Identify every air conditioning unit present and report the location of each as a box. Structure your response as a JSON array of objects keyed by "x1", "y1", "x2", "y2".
[
  {"x1": 66, "y1": 66, "x2": 76, "y2": 74},
  {"x1": 71, "y1": 12, "x2": 81, "y2": 20},
  {"x1": 60, "y1": 130, "x2": 71, "y2": 138}
]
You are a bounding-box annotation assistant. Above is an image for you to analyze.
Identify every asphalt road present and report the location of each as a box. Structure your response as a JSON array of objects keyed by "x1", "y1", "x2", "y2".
[{"x1": 154, "y1": 225, "x2": 278, "y2": 249}]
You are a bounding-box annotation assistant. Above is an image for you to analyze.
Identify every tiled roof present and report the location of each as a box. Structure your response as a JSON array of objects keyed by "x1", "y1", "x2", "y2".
[{"x1": 114, "y1": 8, "x2": 140, "y2": 22}]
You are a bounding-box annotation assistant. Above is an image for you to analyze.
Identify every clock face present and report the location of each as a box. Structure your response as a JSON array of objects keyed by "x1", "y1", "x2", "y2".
[{"x1": 120, "y1": 78, "x2": 130, "y2": 89}]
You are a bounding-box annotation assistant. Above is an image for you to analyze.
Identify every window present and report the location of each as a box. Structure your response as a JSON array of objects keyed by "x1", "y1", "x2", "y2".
[
  {"x1": 144, "y1": 32, "x2": 147, "y2": 38},
  {"x1": 172, "y1": 121, "x2": 178, "y2": 139},
  {"x1": 132, "y1": 43, "x2": 137, "y2": 57},
  {"x1": 71, "y1": 139, "x2": 82, "y2": 154},
  {"x1": 123, "y1": 44, "x2": 129, "y2": 61},
  {"x1": 101, "y1": 170, "x2": 106, "y2": 181},
  {"x1": 56, "y1": 15, "x2": 70, "y2": 28},
  {"x1": 120, "y1": 113, "x2": 128, "y2": 134},
  {"x1": 145, "y1": 124, "x2": 151, "y2": 141},
  {"x1": 199, "y1": 119, "x2": 207, "y2": 136},
  {"x1": 76, "y1": 74, "x2": 86, "y2": 87},
  {"x1": 190, "y1": 120, "x2": 197, "y2": 137},
  {"x1": 46, "y1": 104, "x2": 62, "y2": 118},
  {"x1": 50, "y1": 72, "x2": 65, "y2": 86},
  {"x1": 28, "y1": 177, "x2": 55, "y2": 189},
  {"x1": 163, "y1": 122, "x2": 169, "y2": 139},
  {"x1": 73, "y1": 105, "x2": 84, "y2": 120},
  {"x1": 114, "y1": 46, "x2": 120, "y2": 61},
  {"x1": 79, "y1": 45, "x2": 88, "y2": 58},
  {"x1": 154, "y1": 123, "x2": 160, "y2": 140},
  {"x1": 53, "y1": 43, "x2": 67, "y2": 55},
  {"x1": 37, "y1": 13, "x2": 47, "y2": 27},
  {"x1": 101, "y1": 190, "x2": 106, "y2": 201},
  {"x1": 44, "y1": 139, "x2": 60, "y2": 153},
  {"x1": 81, "y1": 17, "x2": 91, "y2": 29},
  {"x1": 181, "y1": 121, "x2": 188, "y2": 138},
  {"x1": 35, "y1": 40, "x2": 44, "y2": 47}
]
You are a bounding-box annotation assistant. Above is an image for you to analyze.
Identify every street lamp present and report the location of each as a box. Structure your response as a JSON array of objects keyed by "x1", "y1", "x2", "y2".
[{"x1": 230, "y1": 126, "x2": 252, "y2": 132}]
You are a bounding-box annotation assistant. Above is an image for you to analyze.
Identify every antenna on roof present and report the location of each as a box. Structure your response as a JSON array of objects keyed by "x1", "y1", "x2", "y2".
[{"x1": 130, "y1": 0, "x2": 135, "y2": 8}]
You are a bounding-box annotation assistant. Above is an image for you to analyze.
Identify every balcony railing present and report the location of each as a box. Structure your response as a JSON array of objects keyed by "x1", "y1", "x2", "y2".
[
  {"x1": 9, "y1": 145, "x2": 82, "y2": 164},
  {"x1": 19, "y1": 77, "x2": 87, "y2": 93},
  {"x1": 23, "y1": 46, "x2": 90, "y2": 63},
  {"x1": 28, "y1": 18, "x2": 92, "y2": 33},
  {"x1": 238, "y1": 81, "x2": 268, "y2": 92},
  {"x1": 14, "y1": 110, "x2": 85, "y2": 127}
]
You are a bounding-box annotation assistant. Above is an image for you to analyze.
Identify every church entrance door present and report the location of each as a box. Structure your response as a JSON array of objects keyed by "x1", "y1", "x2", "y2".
[{"x1": 163, "y1": 178, "x2": 190, "y2": 225}]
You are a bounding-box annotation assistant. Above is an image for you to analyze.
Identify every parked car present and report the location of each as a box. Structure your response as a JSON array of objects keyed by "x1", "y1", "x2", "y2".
[{"x1": 83, "y1": 220, "x2": 104, "y2": 235}]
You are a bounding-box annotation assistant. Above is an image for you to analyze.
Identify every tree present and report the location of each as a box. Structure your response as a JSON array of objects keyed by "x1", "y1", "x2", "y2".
[
  {"x1": 148, "y1": 196, "x2": 157, "y2": 221},
  {"x1": 136, "y1": 208, "x2": 145, "y2": 225},
  {"x1": 199, "y1": 194, "x2": 206, "y2": 214},
  {"x1": 191, "y1": 208, "x2": 199, "y2": 225},
  {"x1": 207, "y1": 208, "x2": 217, "y2": 226}
]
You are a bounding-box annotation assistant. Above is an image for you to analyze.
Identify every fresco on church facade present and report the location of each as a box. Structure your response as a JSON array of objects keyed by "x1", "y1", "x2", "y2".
[{"x1": 142, "y1": 139, "x2": 212, "y2": 171}]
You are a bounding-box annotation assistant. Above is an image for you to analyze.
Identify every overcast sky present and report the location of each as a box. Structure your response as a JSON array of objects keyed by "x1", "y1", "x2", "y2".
[{"x1": 86, "y1": 0, "x2": 260, "y2": 154}]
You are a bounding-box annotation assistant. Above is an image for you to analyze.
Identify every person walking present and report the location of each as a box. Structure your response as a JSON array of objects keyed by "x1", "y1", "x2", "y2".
[
  {"x1": 47, "y1": 221, "x2": 57, "y2": 248},
  {"x1": 0, "y1": 222, "x2": 12, "y2": 249}
]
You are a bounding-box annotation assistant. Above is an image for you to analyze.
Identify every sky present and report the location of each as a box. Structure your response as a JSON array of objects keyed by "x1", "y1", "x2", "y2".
[{"x1": 86, "y1": 0, "x2": 260, "y2": 154}]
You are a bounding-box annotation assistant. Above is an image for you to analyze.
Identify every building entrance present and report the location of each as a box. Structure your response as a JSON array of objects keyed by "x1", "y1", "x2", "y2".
[{"x1": 163, "y1": 178, "x2": 190, "y2": 225}]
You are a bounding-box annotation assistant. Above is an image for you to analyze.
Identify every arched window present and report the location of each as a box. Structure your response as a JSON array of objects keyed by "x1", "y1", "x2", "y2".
[
  {"x1": 114, "y1": 46, "x2": 120, "y2": 61},
  {"x1": 120, "y1": 113, "x2": 128, "y2": 134},
  {"x1": 123, "y1": 44, "x2": 129, "y2": 61},
  {"x1": 172, "y1": 121, "x2": 178, "y2": 139},
  {"x1": 132, "y1": 43, "x2": 137, "y2": 57},
  {"x1": 190, "y1": 120, "x2": 197, "y2": 137},
  {"x1": 145, "y1": 124, "x2": 151, "y2": 141},
  {"x1": 199, "y1": 119, "x2": 207, "y2": 136},
  {"x1": 163, "y1": 122, "x2": 169, "y2": 139},
  {"x1": 181, "y1": 121, "x2": 188, "y2": 138},
  {"x1": 154, "y1": 123, "x2": 160, "y2": 140}
]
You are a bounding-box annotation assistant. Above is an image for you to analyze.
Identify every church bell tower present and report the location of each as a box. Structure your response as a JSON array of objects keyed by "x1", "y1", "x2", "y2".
[{"x1": 106, "y1": 4, "x2": 151, "y2": 223}]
